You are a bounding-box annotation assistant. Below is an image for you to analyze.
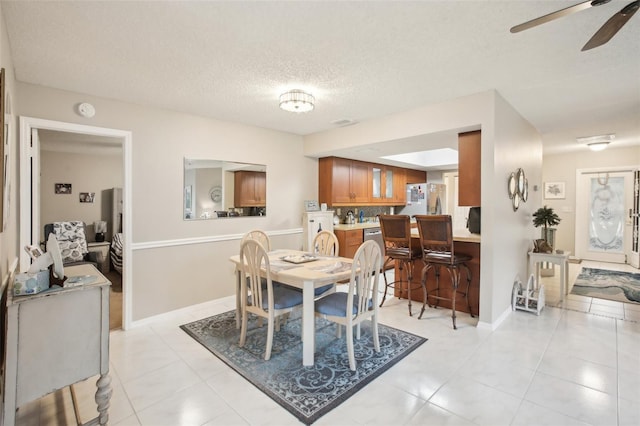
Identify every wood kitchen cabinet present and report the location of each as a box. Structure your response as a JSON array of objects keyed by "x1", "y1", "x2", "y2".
[
  {"x1": 234, "y1": 171, "x2": 266, "y2": 207},
  {"x1": 406, "y1": 168, "x2": 427, "y2": 184},
  {"x1": 334, "y1": 228, "x2": 364, "y2": 258},
  {"x1": 319, "y1": 157, "x2": 369, "y2": 205},
  {"x1": 458, "y1": 130, "x2": 481, "y2": 207},
  {"x1": 319, "y1": 156, "x2": 423, "y2": 207},
  {"x1": 391, "y1": 167, "x2": 407, "y2": 204},
  {"x1": 370, "y1": 165, "x2": 406, "y2": 205}
]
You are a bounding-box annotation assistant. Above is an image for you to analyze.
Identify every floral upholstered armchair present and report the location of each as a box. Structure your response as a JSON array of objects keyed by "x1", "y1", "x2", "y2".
[{"x1": 44, "y1": 221, "x2": 99, "y2": 267}]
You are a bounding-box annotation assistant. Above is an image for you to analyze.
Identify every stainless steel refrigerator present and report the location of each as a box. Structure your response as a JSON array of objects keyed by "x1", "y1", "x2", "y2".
[{"x1": 396, "y1": 183, "x2": 446, "y2": 216}]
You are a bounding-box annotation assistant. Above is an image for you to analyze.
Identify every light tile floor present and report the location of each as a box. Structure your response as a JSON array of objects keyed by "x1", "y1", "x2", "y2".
[{"x1": 14, "y1": 261, "x2": 640, "y2": 426}]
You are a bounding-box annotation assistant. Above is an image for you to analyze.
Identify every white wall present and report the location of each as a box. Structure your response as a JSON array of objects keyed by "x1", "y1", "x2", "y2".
[
  {"x1": 0, "y1": 4, "x2": 19, "y2": 293},
  {"x1": 15, "y1": 82, "x2": 316, "y2": 321},
  {"x1": 40, "y1": 150, "x2": 123, "y2": 239},
  {"x1": 304, "y1": 91, "x2": 543, "y2": 326},
  {"x1": 490, "y1": 93, "x2": 542, "y2": 322},
  {"x1": 543, "y1": 146, "x2": 640, "y2": 255}
]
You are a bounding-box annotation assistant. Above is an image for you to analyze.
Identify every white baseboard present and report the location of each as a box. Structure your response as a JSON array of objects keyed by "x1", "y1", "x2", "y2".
[
  {"x1": 129, "y1": 295, "x2": 236, "y2": 328},
  {"x1": 477, "y1": 305, "x2": 512, "y2": 331}
]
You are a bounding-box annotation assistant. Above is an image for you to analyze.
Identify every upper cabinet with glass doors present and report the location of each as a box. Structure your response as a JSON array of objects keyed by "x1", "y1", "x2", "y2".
[
  {"x1": 319, "y1": 157, "x2": 412, "y2": 206},
  {"x1": 370, "y1": 165, "x2": 406, "y2": 205}
]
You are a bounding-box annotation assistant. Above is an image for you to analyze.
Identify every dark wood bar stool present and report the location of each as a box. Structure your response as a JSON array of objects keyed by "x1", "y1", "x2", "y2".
[
  {"x1": 414, "y1": 214, "x2": 473, "y2": 329},
  {"x1": 378, "y1": 214, "x2": 424, "y2": 316}
]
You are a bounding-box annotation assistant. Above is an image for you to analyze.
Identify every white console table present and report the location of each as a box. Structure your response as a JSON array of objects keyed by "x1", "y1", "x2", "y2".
[
  {"x1": 528, "y1": 251, "x2": 571, "y2": 302},
  {"x1": 2, "y1": 264, "x2": 111, "y2": 425}
]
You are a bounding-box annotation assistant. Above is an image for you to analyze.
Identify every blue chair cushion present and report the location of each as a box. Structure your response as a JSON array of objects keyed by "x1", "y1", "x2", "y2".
[
  {"x1": 277, "y1": 283, "x2": 334, "y2": 296},
  {"x1": 314, "y1": 283, "x2": 335, "y2": 296},
  {"x1": 248, "y1": 285, "x2": 303, "y2": 310},
  {"x1": 315, "y1": 293, "x2": 372, "y2": 317}
]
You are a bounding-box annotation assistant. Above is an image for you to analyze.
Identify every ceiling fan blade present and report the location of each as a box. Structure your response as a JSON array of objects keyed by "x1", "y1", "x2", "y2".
[
  {"x1": 510, "y1": 0, "x2": 610, "y2": 33},
  {"x1": 582, "y1": 0, "x2": 639, "y2": 50}
]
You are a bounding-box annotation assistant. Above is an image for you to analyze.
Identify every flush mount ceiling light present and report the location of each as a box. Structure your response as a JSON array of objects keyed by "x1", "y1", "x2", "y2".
[
  {"x1": 577, "y1": 134, "x2": 615, "y2": 151},
  {"x1": 587, "y1": 141, "x2": 610, "y2": 151},
  {"x1": 279, "y1": 90, "x2": 314, "y2": 113}
]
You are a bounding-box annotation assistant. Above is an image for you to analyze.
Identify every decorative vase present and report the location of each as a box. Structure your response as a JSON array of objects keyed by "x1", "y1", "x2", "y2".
[{"x1": 95, "y1": 232, "x2": 105, "y2": 243}]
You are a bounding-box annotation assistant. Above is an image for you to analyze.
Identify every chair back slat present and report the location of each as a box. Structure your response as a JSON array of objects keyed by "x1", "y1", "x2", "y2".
[
  {"x1": 241, "y1": 229, "x2": 271, "y2": 252},
  {"x1": 312, "y1": 230, "x2": 340, "y2": 256},
  {"x1": 240, "y1": 239, "x2": 272, "y2": 312},
  {"x1": 349, "y1": 240, "x2": 382, "y2": 317}
]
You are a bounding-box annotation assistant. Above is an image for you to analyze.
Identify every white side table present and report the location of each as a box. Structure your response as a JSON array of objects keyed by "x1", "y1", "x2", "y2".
[
  {"x1": 528, "y1": 251, "x2": 571, "y2": 301},
  {"x1": 88, "y1": 241, "x2": 111, "y2": 273},
  {"x1": 3, "y1": 264, "x2": 112, "y2": 425}
]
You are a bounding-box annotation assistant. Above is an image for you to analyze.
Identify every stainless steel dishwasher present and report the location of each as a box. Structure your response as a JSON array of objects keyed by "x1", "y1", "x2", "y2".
[{"x1": 363, "y1": 227, "x2": 385, "y2": 256}]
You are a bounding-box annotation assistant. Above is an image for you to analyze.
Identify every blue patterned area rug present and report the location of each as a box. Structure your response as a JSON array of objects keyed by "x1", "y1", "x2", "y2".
[
  {"x1": 571, "y1": 267, "x2": 640, "y2": 304},
  {"x1": 180, "y1": 310, "x2": 426, "y2": 425}
]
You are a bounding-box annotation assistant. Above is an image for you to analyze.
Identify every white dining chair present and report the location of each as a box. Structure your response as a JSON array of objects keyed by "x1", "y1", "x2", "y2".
[
  {"x1": 241, "y1": 229, "x2": 271, "y2": 251},
  {"x1": 314, "y1": 240, "x2": 382, "y2": 371},
  {"x1": 310, "y1": 230, "x2": 340, "y2": 297},
  {"x1": 239, "y1": 239, "x2": 304, "y2": 360},
  {"x1": 312, "y1": 230, "x2": 339, "y2": 256},
  {"x1": 236, "y1": 230, "x2": 272, "y2": 328}
]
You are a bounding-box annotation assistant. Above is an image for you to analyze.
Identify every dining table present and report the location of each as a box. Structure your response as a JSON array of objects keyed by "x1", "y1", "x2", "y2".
[{"x1": 229, "y1": 249, "x2": 353, "y2": 366}]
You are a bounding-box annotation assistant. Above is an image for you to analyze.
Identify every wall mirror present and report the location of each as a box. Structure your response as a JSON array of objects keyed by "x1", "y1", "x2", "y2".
[{"x1": 184, "y1": 158, "x2": 267, "y2": 220}]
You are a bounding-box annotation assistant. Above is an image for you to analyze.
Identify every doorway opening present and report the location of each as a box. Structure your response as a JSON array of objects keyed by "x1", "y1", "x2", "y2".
[{"x1": 19, "y1": 117, "x2": 132, "y2": 329}]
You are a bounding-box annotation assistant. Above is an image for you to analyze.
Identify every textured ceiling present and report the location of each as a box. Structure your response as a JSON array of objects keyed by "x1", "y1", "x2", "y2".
[{"x1": 3, "y1": 0, "x2": 639, "y2": 160}]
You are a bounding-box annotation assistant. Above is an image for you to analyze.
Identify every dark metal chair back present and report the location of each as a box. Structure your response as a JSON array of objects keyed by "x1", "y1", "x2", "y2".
[
  {"x1": 378, "y1": 214, "x2": 413, "y2": 258},
  {"x1": 414, "y1": 215, "x2": 456, "y2": 261}
]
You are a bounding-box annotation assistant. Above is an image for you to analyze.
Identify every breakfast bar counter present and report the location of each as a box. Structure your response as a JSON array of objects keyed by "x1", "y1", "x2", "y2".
[
  {"x1": 333, "y1": 222, "x2": 383, "y2": 231},
  {"x1": 393, "y1": 230, "x2": 481, "y2": 316}
]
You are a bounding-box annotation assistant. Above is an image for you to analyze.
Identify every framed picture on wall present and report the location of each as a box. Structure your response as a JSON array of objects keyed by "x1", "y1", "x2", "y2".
[
  {"x1": 544, "y1": 181, "x2": 565, "y2": 199},
  {"x1": 55, "y1": 183, "x2": 72, "y2": 194},
  {"x1": 79, "y1": 192, "x2": 95, "y2": 203}
]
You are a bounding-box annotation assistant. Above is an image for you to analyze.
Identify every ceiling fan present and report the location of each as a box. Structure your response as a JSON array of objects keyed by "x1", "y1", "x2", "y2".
[{"x1": 510, "y1": 0, "x2": 639, "y2": 51}]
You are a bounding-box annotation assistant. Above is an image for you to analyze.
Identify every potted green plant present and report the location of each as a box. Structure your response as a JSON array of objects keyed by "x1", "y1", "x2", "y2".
[{"x1": 532, "y1": 205, "x2": 561, "y2": 252}]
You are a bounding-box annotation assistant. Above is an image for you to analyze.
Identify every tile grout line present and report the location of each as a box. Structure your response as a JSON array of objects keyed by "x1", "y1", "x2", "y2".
[{"x1": 509, "y1": 307, "x2": 567, "y2": 424}]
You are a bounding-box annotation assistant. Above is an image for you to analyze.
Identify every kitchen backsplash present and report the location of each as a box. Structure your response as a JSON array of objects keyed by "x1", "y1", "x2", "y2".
[{"x1": 331, "y1": 206, "x2": 395, "y2": 224}]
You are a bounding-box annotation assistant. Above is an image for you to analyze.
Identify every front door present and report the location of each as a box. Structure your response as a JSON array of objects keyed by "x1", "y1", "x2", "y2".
[{"x1": 575, "y1": 168, "x2": 637, "y2": 264}]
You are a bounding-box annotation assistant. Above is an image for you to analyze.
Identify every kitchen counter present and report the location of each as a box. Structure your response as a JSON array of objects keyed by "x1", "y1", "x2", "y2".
[
  {"x1": 410, "y1": 228, "x2": 481, "y2": 243},
  {"x1": 334, "y1": 222, "x2": 382, "y2": 231},
  {"x1": 335, "y1": 222, "x2": 481, "y2": 243}
]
